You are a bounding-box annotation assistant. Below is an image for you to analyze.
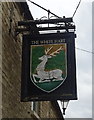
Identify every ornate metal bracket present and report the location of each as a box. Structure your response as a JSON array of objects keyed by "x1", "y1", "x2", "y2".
[{"x1": 16, "y1": 17, "x2": 75, "y2": 36}]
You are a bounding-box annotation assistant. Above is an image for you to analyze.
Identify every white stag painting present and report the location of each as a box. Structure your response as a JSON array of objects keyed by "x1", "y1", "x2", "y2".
[{"x1": 30, "y1": 44, "x2": 67, "y2": 92}]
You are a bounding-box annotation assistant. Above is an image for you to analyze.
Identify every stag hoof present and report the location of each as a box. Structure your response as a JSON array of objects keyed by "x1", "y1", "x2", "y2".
[
  {"x1": 55, "y1": 77, "x2": 64, "y2": 81},
  {"x1": 39, "y1": 79, "x2": 51, "y2": 83}
]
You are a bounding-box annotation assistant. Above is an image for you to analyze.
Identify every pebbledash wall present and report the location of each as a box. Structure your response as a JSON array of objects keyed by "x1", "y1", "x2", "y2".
[{"x1": 0, "y1": 1, "x2": 64, "y2": 119}]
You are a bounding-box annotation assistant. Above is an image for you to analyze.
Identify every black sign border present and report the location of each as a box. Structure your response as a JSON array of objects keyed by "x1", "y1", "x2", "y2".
[{"x1": 21, "y1": 32, "x2": 77, "y2": 101}]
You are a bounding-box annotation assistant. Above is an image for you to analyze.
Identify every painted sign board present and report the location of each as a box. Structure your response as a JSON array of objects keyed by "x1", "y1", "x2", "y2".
[{"x1": 21, "y1": 32, "x2": 77, "y2": 101}]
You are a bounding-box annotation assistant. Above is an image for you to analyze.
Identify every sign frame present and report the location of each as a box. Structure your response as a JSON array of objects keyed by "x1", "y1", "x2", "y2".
[{"x1": 21, "y1": 32, "x2": 77, "y2": 101}]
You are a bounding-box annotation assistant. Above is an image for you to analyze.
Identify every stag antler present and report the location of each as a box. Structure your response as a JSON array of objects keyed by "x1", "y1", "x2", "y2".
[
  {"x1": 45, "y1": 46, "x2": 53, "y2": 55},
  {"x1": 50, "y1": 46, "x2": 63, "y2": 56}
]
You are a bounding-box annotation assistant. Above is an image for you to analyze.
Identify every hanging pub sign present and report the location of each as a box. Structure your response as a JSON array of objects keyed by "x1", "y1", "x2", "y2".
[{"x1": 21, "y1": 32, "x2": 77, "y2": 101}]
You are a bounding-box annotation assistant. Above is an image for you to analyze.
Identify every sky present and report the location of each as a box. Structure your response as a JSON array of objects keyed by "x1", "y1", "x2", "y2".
[{"x1": 26, "y1": 0, "x2": 92, "y2": 118}]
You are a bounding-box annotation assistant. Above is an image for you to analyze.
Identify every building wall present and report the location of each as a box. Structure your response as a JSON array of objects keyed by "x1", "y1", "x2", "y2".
[
  {"x1": 0, "y1": 1, "x2": 2, "y2": 119},
  {"x1": 39, "y1": 101, "x2": 62, "y2": 118},
  {"x1": 1, "y1": 1, "x2": 63, "y2": 119},
  {"x1": 2, "y1": 2, "x2": 32, "y2": 118}
]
